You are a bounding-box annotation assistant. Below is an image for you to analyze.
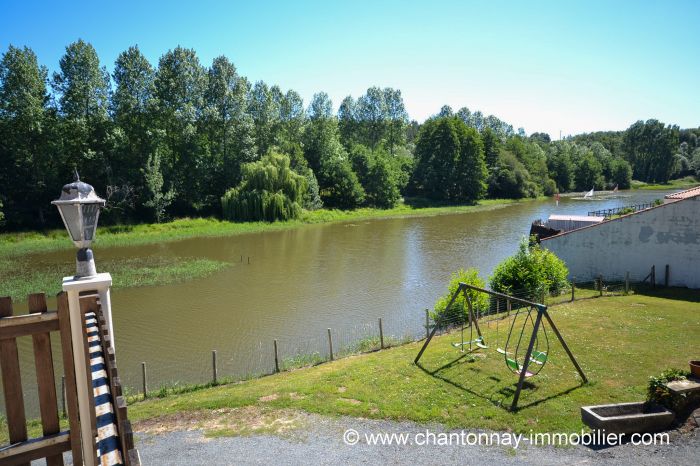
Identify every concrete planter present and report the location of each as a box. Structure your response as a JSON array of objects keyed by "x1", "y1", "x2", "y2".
[{"x1": 581, "y1": 402, "x2": 674, "y2": 434}]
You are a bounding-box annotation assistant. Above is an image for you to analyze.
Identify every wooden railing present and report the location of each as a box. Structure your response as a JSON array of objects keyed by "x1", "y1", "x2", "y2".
[
  {"x1": 0, "y1": 293, "x2": 79, "y2": 466},
  {"x1": 0, "y1": 292, "x2": 139, "y2": 465}
]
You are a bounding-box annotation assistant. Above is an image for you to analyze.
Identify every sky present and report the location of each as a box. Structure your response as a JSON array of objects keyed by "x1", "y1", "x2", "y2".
[{"x1": 1, "y1": 0, "x2": 699, "y2": 138}]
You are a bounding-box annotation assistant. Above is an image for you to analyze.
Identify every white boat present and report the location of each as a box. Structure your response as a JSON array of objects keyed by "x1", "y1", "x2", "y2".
[{"x1": 583, "y1": 188, "x2": 594, "y2": 198}]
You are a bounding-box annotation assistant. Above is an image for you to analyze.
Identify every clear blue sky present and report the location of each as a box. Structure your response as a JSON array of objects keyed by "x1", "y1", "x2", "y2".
[{"x1": 2, "y1": 0, "x2": 699, "y2": 137}]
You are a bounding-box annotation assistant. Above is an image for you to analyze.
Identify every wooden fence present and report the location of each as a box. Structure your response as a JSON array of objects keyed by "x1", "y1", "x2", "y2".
[{"x1": 0, "y1": 292, "x2": 138, "y2": 465}]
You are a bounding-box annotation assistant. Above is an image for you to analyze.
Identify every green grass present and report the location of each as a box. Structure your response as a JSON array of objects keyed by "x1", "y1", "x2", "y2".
[
  {"x1": 0, "y1": 256, "x2": 229, "y2": 300},
  {"x1": 2, "y1": 290, "x2": 698, "y2": 443},
  {"x1": 115, "y1": 290, "x2": 699, "y2": 435},
  {"x1": 0, "y1": 198, "x2": 528, "y2": 259},
  {"x1": 630, "y1": 176, "x2": 698, "y2": 190}
]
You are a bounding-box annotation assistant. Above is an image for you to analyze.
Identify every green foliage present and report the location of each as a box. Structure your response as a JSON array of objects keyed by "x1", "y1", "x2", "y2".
[
  {"x1": 0, "y1": 40, "x2": 697, "y2": 231},
  {"x1": 488, "y1": 149, "x2": 538, "y2": 199},
  {"x1": 143, "y1": 151, "x2": 175, "y2": 223},
  {"x1": 350, "y1": 145, "x2": 404, "y2": 208},
  {"x1": 318, "y1": 155, "x2": 365, "y2": 209},
  {"x1": 413, "y1": 117, "x2": 487, "y2": 203},
  {"x1": 624, "y1": 119, "x2": 680, "y2": 183},
  {"x1": 490, "y1": 238, "x2": 569, "y2": 300},
  {"x1": 433, "y1": 268, "x2": 488, "y2": 324},
  {"x1": 221, "y1": 152, "x2": 306, "y2": 221},
  {"x1": 573, "y1": 150, "x2": 604, "y2": 190},
  {"x1": 647, "y1": 369, "x2": 698, "y2": 414}
]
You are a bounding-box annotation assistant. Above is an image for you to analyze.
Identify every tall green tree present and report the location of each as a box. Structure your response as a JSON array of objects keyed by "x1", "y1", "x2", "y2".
[
  {"x1": 356, "y1": 86, "x2": 386, "y2": 149},
  {"x1": 153, "y1": 46, "x2": 207, "y2": 213},
  {"x1": 52, "y1": 39, "x2": 113, "y2": 188},
  {"x1": 248, "y1": 81, "x2": 280, "y2": 156},
  {"x1": 623, "y1": 119, "x2": 679, "y2": 183},
  {"x1": 112, "y1": 45, "x2": 155, "y2": 195},
  {"x1": 383, "y1": 88, "x2": 407, "y2": 155},
  {"x1": 205, "y1": 56, "x2": 256, "y2": 197},
  {"x1": 412, "y1": 117, "x2": 487, "y2": 202},
  {"x1": 0, "y1": 45, "x2": 53, "y2": 227}
]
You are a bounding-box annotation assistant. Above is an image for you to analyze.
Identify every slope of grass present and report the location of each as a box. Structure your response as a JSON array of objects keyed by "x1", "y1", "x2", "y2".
[
  {"x1": 120, "y1": 290, "x2": 699, "y2": 435},
  {"x1": 0, "y1": 198, "x2": 528, "y2": 259},
  {"x1": 631, "y1": 177, "x2": 698, "y2": 191}
]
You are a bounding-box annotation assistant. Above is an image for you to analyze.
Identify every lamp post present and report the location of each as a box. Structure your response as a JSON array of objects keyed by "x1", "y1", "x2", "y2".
[
  {"x1": 53, "y1": 173, "x2": 113, "y2": 466},
  {"x1": 52, "y1": 171, "x2": 105, "y2": 278}
]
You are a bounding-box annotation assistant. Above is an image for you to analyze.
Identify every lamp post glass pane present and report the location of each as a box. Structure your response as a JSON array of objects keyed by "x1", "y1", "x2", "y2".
[
  {"x1": 59, "y1": 204, "x2": 83, "y2": 243},
  {"x1": 82, "y1": 203, "x2": 100, "y2": 241}
]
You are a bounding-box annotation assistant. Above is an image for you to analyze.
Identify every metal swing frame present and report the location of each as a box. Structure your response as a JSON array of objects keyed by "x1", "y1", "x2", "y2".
[{"x1": 414, "y1": 282, "x2": 588, "y2": 411}]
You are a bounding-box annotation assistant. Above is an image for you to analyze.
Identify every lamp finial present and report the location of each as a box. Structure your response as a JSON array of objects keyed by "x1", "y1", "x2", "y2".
[{"x1": 73, "y1": 168, "x2": 80, "y2": 182}]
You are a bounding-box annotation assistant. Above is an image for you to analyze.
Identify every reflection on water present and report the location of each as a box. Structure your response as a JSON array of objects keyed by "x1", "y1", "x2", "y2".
[{"x1": 4, "y1": 190, "x2": 671, "y2": 414}]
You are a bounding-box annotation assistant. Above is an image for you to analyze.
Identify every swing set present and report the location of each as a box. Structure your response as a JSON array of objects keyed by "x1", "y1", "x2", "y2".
[{"x1": 415, "y1": 282, "x2": 588, "y2": 410}]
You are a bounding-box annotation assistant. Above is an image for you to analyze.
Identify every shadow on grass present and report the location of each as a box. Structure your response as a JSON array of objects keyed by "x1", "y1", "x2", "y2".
[
  {"x1": 416, "y1": 355, "x2": 586, "y2": 412},
  {"x1": 632, "y1": 286, "x2": 700, "y2": 303}
]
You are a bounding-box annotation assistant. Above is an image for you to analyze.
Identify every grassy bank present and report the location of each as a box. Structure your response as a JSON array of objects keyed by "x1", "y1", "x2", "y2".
[
  {"x1": 631, "y1": 176, "x2": 698, "y2": 190},
  {"x1": 0, "y1": 198, "x2": 528, "y2": 299},
  {"x1": 119, "y1": 290, "x2": 698, "y2": 435},
  {"x1": 0, "y1": 198, "x2": 526, "y2": 259}
]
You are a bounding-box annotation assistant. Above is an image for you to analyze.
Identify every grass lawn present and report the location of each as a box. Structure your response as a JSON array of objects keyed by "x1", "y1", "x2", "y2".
[
  {"x1": 118, "y1": 289, "x2": 699, "y2": 435},
  {"x1": 1, "y1": 289, "x2": 698, "y2": 443}
]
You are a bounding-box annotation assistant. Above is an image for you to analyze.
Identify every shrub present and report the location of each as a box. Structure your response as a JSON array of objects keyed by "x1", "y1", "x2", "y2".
[
  {"x1": 490, "y1": 238, "x2": 569, "y2": 300},
  {"x1": 221, "y1": 152, "x2": 306, "y2": 222},
  {"x1": 647, "y1": 369, "x2": 699, "y2": 414},
  {"x1": 433, "y1": 268, "x2": 489, "y2": 325}
]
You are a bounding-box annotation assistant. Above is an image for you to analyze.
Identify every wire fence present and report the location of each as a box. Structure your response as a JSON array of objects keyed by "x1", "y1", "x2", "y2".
[
  {"x1": 124, "y1": 269, "x2": 662, "y2": 402},
  {"x1": 1, "y1": 265, "x2": 668, "y2": 415}
]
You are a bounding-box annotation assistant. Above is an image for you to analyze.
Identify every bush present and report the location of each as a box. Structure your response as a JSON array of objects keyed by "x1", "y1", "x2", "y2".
[
  {"x1": 647, "y1": 369, "x2": 699, "y2": 415},
  {"x1": 221, "y1": 152, "x2": 306, "y2": 222},
  {"x1": 433, "y1": 268, "x2": 489, "y2": 325},
  {"x1": 490, "y1": 238, "x2": 569, "y2": 300}
]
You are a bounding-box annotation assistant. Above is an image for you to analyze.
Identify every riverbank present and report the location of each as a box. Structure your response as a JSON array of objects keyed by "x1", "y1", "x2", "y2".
[
  {"x1": 631, "y1": 176, "x2": 698, "y2": 190},
  {"x1": 0, "y1": 198, "x2": 533, "y2": 299},
  {"x1": 0, "y1": 198, "x2": 530, "y2": 258},
  {"x1": 4, "y1": 290, "x2": 697, "y2": 443}
]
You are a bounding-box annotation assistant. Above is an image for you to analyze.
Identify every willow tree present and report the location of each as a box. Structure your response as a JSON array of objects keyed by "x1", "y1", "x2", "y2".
[{"x1": 221, "y1": 152, "x2": 306, "y2": 222}]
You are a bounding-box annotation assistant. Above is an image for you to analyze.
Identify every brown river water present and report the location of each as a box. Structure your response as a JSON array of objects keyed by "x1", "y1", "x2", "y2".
[{"x1": 3, "y1": 190, "x2": 673, "y2": 415}]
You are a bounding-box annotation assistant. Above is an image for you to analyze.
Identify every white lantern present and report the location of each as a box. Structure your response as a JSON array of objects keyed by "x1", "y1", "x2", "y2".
[{"x1": 52, "y1": 172, "x2": 106, "y2": 278}]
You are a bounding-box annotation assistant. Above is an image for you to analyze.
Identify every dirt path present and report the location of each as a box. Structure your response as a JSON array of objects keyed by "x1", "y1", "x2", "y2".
[{"x1": 134, "y1": 410, "x2": 698, "y2": 465}]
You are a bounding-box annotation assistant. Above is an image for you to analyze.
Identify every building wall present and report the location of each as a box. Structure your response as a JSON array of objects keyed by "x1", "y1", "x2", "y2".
[{"x1": 542, "y1": 196, "x2": 700, "y2": 288}]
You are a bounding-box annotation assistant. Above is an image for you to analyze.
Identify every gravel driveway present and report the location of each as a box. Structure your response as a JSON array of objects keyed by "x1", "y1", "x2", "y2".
[{"x1": 135, "y1": 412, "x2": 698, "y2": 465}]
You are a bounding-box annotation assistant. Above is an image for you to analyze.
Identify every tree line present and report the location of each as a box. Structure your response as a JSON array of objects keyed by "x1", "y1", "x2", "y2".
[{"x1": 1, "y1": 40, "x2": 698, "y2": 228}]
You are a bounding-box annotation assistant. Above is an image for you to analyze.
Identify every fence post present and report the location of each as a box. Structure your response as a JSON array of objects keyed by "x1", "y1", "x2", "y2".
[
  {"x1": 141, "y1": 362, "x2": 147, "y2": 398},
  {"x1": 378, "y1": 318, "x2": 384, "y2": 349},
  {"x1": 507, "y1": 298, "x2": 511, "y2": 316},
  {"x1": 625, "y1": 271, "x2": 630, "y2": 295},
  {"x1": 598, "y1": 275, "x2": 603, "y2": 297},
  {"x1": 665, "y1": 264, "x2": 669, "y2": 287},
  {"x1": 571, "y1": 278, "x2": 575, "y2": 301},
  {"x1": 651, "y1": 265, "x2": 656, "y2": 287},
  {"x1": 61, "y1": 375, "x2": 67, "y2": 418},
  {"x1": 273, "y1": 339, "x2": 280, "y2": 373},
  {"x1": 212, "y1": 350, "x2": 218, "y2": 384},
  {"x1": 425, "y1": 309, "x2": 429, "y2": 340},
  {"x1": 327, "y1": 328, "x2": 334, "y2": 361}
]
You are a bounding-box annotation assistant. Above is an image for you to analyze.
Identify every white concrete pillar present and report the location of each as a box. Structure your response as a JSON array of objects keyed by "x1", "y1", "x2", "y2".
[{"x1": 62, "y1": 272, "x2": 113, "y2": 466}]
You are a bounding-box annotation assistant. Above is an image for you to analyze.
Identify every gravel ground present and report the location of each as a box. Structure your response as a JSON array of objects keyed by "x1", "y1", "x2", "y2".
[{"x1": 135, "y1": 413, "x2": 698, "y2": 465}]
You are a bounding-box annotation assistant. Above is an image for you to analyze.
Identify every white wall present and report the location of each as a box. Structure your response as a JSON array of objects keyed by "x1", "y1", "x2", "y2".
[{"x1": 542, "y1": 196, "x2": 700, "y2": 288}]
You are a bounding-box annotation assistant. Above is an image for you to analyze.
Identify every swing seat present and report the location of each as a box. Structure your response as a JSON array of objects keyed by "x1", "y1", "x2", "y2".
[
  {"x1": 506, "y1": 358, "x2": 534, "y2": 378},
  {"x1": 476, "y1": 340, "x2": 488, "y2": 349},
  {"x1": 529, "y1": 350, "x2": 548, "y2": 365},
  {"x1": 496, "y1": 348, "x2": 511, "y2": 355}
]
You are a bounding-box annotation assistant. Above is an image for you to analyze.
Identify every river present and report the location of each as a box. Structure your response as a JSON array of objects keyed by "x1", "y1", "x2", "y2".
[{"x1": 4, "y1": 189, "x2": 673, "y2": 414}]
